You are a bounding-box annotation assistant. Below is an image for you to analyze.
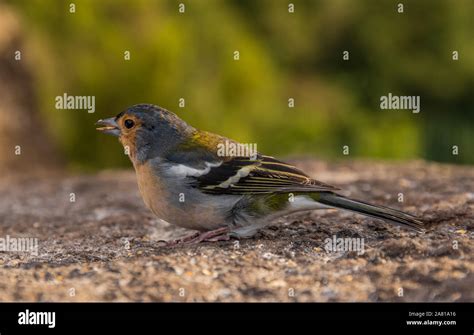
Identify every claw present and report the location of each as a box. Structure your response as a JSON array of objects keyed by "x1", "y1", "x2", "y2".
[{"x1": 159, "y1": 227, "x2": 231, "y2": 247}]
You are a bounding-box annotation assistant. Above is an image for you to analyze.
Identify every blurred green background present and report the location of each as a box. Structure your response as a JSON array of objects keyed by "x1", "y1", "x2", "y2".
[{"x1": 7, "y1": 0, "x2": 474, "y2": 170}]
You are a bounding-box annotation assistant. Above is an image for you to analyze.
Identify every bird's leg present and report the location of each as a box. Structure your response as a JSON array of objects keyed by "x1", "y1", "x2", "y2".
[
  {"x1": 192, "y1": 227, "x2": 232, "y2": 243},
  {"x1": 159, "y1": 231, "x2": 201, "y2": 247},
  {"x1": 161, "y1": 227, "x2": 231, "y2": 247}
]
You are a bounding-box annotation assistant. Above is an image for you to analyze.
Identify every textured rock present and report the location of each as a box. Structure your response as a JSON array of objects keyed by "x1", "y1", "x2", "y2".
[{"x1": 0, "y1": 160, "x2": 472, "y2": 301}]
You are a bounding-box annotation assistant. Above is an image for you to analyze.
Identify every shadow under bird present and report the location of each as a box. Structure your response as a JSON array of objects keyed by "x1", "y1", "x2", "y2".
[{"x1": 96, "y1": 104, "x2": 424, "y2": 244}]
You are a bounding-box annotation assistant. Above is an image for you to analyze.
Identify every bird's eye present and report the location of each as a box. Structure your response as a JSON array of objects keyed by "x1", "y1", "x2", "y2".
[{"x1": 124, "y1": 119, "x2": 135, "y2": 129}]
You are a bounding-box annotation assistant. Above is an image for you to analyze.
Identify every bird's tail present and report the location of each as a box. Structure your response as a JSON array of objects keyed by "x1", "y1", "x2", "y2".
[{"x1": 316, "y1": 192, "x2": 424, "y2": 232}]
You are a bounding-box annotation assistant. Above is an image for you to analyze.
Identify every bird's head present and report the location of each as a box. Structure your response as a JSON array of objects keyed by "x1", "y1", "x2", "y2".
[{"x1": 96, "y1": 104, "x2": 193, "y2": 164}]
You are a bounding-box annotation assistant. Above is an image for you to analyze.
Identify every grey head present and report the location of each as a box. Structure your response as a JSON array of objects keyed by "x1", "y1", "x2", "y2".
[{"x1": 96, "y1": 104, "x2": 195, "y2": 163}]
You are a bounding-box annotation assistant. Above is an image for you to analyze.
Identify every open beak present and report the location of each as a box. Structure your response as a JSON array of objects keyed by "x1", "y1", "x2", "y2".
[{"x1": 96, "y1": 117, "x2": 120, "y2": 137}]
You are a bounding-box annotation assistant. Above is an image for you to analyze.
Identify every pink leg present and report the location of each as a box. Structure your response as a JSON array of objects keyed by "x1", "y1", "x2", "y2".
[
  {"x1": 160, "y1": 227, "x2": 231, "y2": 247},
  {"x1": 159, "y1": 231, "x2": 201, "y2": 247}
]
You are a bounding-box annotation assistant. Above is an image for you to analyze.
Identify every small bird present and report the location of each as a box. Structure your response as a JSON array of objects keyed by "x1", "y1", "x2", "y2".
[{"x1": 96, "y1": 104, "x2": 423, "y2": 244}]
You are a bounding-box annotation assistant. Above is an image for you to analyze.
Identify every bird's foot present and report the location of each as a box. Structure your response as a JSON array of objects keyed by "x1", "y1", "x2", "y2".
[{"x1": 159, "y1": 227, "x2": 232, "y2": 247}]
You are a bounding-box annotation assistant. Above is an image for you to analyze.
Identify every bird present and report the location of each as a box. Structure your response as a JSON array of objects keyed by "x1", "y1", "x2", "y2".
[{"x1": 96, "y1": 103, "x2": 424, "y2": 244}]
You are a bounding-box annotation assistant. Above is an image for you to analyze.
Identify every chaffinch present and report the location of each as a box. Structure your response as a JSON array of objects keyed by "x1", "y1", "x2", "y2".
[{"x1": 96, "y1": 104, "x2": 423, "y2": 244}]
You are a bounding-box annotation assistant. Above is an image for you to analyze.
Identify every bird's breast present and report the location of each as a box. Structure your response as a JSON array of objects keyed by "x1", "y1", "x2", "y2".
[
  {"x1": 133, "y1": 161, "x2": 228, "y2": 231},
  {"x1": 134, "y1": 161, "x2": 170, "y2": 218}
]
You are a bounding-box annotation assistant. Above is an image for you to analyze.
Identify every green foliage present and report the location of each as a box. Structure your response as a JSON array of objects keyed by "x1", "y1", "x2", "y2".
[{"x1": 9, "y1": 0, "x2": 474, "y2": 169}]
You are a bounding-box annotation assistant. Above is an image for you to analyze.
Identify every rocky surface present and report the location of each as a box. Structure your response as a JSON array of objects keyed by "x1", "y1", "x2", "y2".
[{"x1": 0, "y1": 160, "x2": 472, "y2": 302}]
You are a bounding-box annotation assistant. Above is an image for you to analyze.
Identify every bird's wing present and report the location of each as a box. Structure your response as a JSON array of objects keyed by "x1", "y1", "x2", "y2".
[
  {"x1": 163, "y1": 132, "x2": 338, "y2": 195},
  {"x1": 192, "y1": 154, "x2": 339, "y2": 195}
]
